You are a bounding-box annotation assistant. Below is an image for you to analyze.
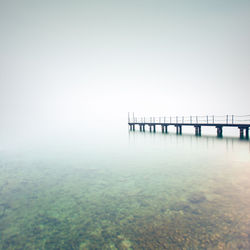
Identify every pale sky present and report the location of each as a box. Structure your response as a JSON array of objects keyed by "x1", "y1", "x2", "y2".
[{"x1": 0, "y1": 0, "x2": 250, "y2": 146}]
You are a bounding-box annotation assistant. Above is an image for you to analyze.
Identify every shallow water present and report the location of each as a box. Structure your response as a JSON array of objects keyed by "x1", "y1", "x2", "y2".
[{"x1": 0, "y1": 130, "x2": 250, "y2": 249}]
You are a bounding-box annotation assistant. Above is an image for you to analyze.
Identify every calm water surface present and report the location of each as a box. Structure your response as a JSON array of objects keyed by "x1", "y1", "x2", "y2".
[{"x1": 0, "y1": 130, "x2": 250, "y2": 249}]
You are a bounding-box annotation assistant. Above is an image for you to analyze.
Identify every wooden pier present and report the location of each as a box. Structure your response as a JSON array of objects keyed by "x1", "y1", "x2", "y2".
[{"x1": 128, "y1": 114, "x2": 250, "y2": 139}]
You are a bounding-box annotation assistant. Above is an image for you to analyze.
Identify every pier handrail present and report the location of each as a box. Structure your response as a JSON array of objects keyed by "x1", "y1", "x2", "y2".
[{"x1": 128, "y1": 114, "x2": 250, "y2": 125}]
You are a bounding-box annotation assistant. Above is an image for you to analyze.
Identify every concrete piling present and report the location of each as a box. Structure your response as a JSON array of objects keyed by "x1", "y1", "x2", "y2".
[
  {"x1": 195, "y1": 126, "x2": 201, "y2": 136},
  {"x1": 217, "y1": 126, "x2": 223, "y2": 138},
  {"x1": 165, "y1": 125, "x2": 168, "y2": 133},
  {"x1": 239, "y1": 127, "x2": 249, "y2": 140}
]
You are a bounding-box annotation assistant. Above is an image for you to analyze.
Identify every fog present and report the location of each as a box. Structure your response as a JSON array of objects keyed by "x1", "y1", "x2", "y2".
[{"x1": 0, "y1": 0, "x2": 250, "y2": 149}]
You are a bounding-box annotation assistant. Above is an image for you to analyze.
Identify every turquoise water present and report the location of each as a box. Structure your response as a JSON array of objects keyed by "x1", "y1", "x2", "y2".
[{"x1": 0, "y1": 130, "x2": 250, "y2": 249}]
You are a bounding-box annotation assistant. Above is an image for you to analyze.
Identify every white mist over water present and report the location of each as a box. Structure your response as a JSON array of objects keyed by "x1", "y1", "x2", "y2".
[{"x1": 0, "y1": 0, "x2": 250, "y2": 151}]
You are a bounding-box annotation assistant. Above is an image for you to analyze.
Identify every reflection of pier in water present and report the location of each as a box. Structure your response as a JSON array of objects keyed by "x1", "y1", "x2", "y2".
[
  {"x1": 128, "y1": 113, "x2": 250, "y2": 139},
  {"x1": 128, "y1": 129, "x2": 250, "y2": 152}
]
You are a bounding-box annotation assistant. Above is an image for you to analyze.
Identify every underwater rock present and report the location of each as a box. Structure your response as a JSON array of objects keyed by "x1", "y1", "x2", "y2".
[
  {"x1": 190, "y1": 208, "x2": 202, "y2": 215},
  {"x1": 0, "y1": 205, "x2": 5, "y2": 218},
  {"x1": 160, "y1": 208, "x2": 166, "y2": 213},
  {"x1": 36, "y1": 214, "x2": 61, "y2": 226},
  {"x1": 120, "y1": 239, "x2": 132, "y2": 249},
  {"x1": 0, "y1": 203, "x2": 10, "y2": 218},
  {"x1": 79, "y1": 240, "x2": 90, "y2": 249},
  {"x1": 169, "y1": 202, "x2": 191, "y2": 212},
  {"x1": 188, "y1": 192, "x2": 206, "y2": 204}
]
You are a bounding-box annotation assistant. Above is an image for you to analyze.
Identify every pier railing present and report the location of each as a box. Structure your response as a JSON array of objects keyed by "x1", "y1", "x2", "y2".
[
  {"x1": 129, "y1": 115, "x2": 250, "y2": 125},
  {"x1": 128, "y1": 114, "x2": 250, "y2": 139}
]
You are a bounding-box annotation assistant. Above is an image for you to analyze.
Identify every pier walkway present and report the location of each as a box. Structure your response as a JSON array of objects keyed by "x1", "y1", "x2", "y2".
[{"x1": 128, "y1": 114, "x2": 250, "y2": 139}]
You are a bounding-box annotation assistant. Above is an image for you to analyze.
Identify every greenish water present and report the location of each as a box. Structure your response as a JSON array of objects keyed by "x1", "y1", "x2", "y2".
[{"x1": 1, "y1": 131, "x2": 250, "y2": 249}]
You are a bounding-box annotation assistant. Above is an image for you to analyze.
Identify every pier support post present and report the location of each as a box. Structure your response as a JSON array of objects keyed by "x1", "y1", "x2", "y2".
[
  {"x1": 239, "y1": 127, "x2": 249, "y2": 139},
  {"x1": 165, "y1": 125, "x2": 168, "y2": 133},
  {"x1": 198, "y1": 126, "x2": 201, "y2": 136},
  {"x1": 133, "y1": 124, "x2": 135, "y2": 131},
  {"x1": 153, "y1": 125, "x2": 156, "y2": 133},
  {"x1": 239, "y1": 127, "x2": 244, "y2": 139},
  {"x1": 246, "y1": 127, "x2": 249, "y2": 139},
  {"x1": 217, "y1": 126, "x2": 223, "y2": 138},
  {"x1": 149, "y1": 125, "x2": 152, "y2": 133},
  {"x1": 195, "y1": 126, "x2": 198, "y2": 136},
  {"x1": 161, "y1": 125, "x2": 164, "y2": 133},
  {"x1": 139, "y1": 125, "x2": 142, "y2": 132},
  {"x1": 194, "y1": 126, "x2": 201, "y2": 136},
  {"x1": 175, "y1": 125, "x2": 182, "y2": 135},
  {"x1": 143, "y1": 125, "x2": 145, "y2": 132}
]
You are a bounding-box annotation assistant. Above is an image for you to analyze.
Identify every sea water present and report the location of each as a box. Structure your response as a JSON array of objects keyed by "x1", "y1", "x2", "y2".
[{"x1": 0, "y1": 128, "x2": 250, "y2": 249}]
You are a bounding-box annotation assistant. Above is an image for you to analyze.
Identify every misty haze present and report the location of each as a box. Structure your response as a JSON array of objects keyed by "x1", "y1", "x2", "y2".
[{"x1": 0, "y1": 1, "x2": 250, "y2": 249}]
